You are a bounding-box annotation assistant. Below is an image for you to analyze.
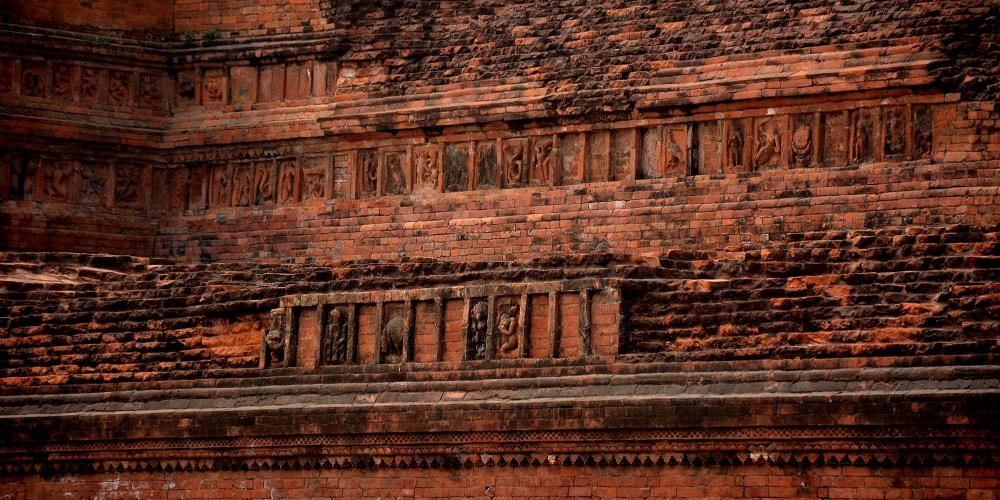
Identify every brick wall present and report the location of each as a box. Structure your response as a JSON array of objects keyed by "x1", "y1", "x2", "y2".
[
  {"x1": 3, "y1": 465, "x2": 997, "y2": 499},
  {"x1": 0, "y1": 0, "x2": 173, "y2": 38},
  {"x1": 155, "y1": 160, "x2": 1000, "y2": 263}
]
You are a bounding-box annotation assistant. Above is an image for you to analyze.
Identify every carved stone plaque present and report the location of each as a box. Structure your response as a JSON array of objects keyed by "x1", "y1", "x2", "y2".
[
  {"x1": 823, "y1": 111, "x2": 849, "y2": 167},
  {"x1": 883, "y1": 107, "x2": 907, "y2": 160},
  {"x1": 443, "y1": 143, "x2": 469, "y2": 192},
  {"x1": 277, "y1": 160, "x2": 299, "y2": 204},
  {"x1": 301, "y1": 157, "x2": 328, "y2": 201},
  {"x1": 475, "y1": 142, "x2": 500, "y2": 190},
  {"x1": 502, "y1": 138, "x2": 527, "y2": 187},
  {"x1": 253, "y1": 160, "x2": 275, "y2": 205},
  {"x1": 209, "y1": 164, "x2": 230, "y2": 208},
  {"x1": 383, "y1": 150, "x2": 408, "y2": 196},
  {"x1": 413, "y1": 145, "x2": 442, "y2": 193},
  {"x1": 108, "y1": 70, "x2": 132, "y2": 107},
  {"x1": 753, "y1": 117, "x2": 783, "y2": 170},
  {"x1": 530, "y1": 136, "x2": 555, "y2": 186},
  {"x1": 851, "y1": 108, "x2": 879, "y2": 164},
  {"x1": 662, "y1": 127, "x2": 687, "y2": 177},
  {"x1": 231, "y1": 163, "x2": 253, "y2": 207},
  {"x1": 697, "y1": 121, "x2": 723, "y2": 175},
  {"x1": 114, "y1": 164, "x2": 143, "y2": 208},
  {"x1": 914, "y1": 106, "x2": 933, "y2": 160},
  {"x1": 20, "y1": 61, "x2": 46, "y2": 98},
  {"x1": 790, "y1": 114, "x2": 815, "y2": 168},
  {"x1": 356, "y1": 149, "x2": 378, "y2": 198}
]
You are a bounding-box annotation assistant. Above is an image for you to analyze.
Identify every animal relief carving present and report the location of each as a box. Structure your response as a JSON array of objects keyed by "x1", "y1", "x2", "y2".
[
  {"x1": 253, "y1": 161, "x2": 275, "y2": 205},
  {"x1": 302, "y1": 164, "x2": 326, "y2": 200},
  {"x1": 380, "y1": 308, "x2": 408, "y2": 364}
]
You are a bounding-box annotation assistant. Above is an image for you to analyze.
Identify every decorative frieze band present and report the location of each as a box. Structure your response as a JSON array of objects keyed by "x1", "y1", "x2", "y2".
[{"x1": 263, "y1": 279, "x2": 611, "y2": 369}]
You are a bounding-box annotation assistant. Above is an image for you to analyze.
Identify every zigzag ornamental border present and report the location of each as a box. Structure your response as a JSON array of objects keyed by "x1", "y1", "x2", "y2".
[
  {"x1": 2, "y1": 426, "x2": 997, "y2": 475},
  {"x1": 6, "y1": 426, "x2": 997, "y2": 454},
  {"x1": 2, "y1": 452, "x2": 997, "y2": 477}
]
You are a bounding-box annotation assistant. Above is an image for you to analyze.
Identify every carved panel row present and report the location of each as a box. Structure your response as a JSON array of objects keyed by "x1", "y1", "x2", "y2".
[
  {"x1": 0, "y1": 152, "x2": 148, "y2": 209},
  {"x1": 0, "y1": 57, "x2": 167, "y2": 112},
  {"x1": 264, "y1": 280, "x2": 611, "y2": 368},
  {"x1": 176, "y1": 61, "x2": 338, "y2": 110},
  {"x1": 178, "y1": 156, "x2": 336, "y2": 210},
  {"x1": 325, "y1": 104, "x2": 933, "y2": 201},
  {"x1": 699, "y1": 106, "x2": 933, "y2": 174}
]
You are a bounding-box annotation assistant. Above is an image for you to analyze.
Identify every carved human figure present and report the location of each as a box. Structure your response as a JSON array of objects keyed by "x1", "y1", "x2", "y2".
[
  {"x1": 109, "y1": 71, "x2": 131, "y2": 106},
  {"x1": 467, "y1": 301, "x2": 489, "y2": 361},
  {"x1": 530, "y1": 139, "x2": 552, "y2": 185},
  {"x1": 80, "y1": 67, "x2": 100, "y2": 103},
  {"x1": 385, "y1": 153, "x2": 407, "y2": 195},
  {"x1": 115, "y1": 165, "x2": 141, "y2": 205},
  {"x1": 139, "y1": 74, "x2": 163, "y2": 110},
  {"x1": 884, "y1": 108, "x2": 906, "y2": 157},
  {"x1": 503, "y1": 140, "x2": 525, "y2": 185},
  {"x1": 415, "y1": 148, "x2": 441, "y2": 190},
  {"x1": 277, "y1": 163, "x2": 297, "y2": 204},
  {"x1": 497, "y1": 304, "x2": 519, "y2": 356},
  {"x1": 791, "y1": 122, "x2": 812, "y2": 168},
  {"x1": 359, "y1": 150, "x2": 378, "y2": 196},
  {"x1": 726, "y1": 123, "x2": 744, "y2": 169},
  {"x1": 232, "y1": 166, "x2": 253, "y2": 206},
  {"x1": 211, "y1": 167, "x2": 230, "y2": 207},
  {"x1": 852, "y1": 110, "x2": 876, "y2": 163},
  {"x1": 323, "y1": 308, "x2": 349, "y2": 365},
  {"x1": 52, "y1": 64, "x2": 73, "y2": 101},
  {"x1": 754, "y1": 119, "x2": 781, "y2": 169},
  {"x1": 380, "y1": 315, "x2": 407, "y2": 364},
  {"x1": 263, "y1": 309, "x2": 286, "y2": 368},
  {"x1": 42, "y1": 163, "x2": 74, "y2": 202},
  {"x1": 664, "y1": 135, "x2": 682, "y2": 173}
]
